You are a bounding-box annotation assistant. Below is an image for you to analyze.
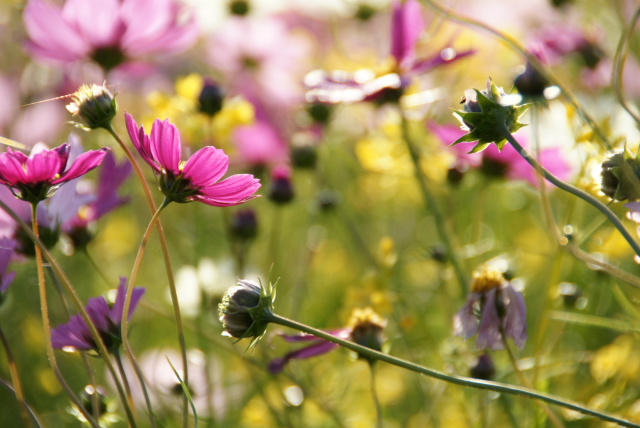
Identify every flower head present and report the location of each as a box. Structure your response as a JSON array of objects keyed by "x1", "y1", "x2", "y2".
[
  {"x1": 218, "y1": 278, "x2": 276, "y2": 345},
  {"x1": 453, "y1": 266, "x2": 527, "y2": 350},
  {"x1": 268, "y1": 307, "x2": 386, "y2": 374},
  {"x1": 601, "y1": 150, "x2": 640, "y2": 202},
  {"x1": 452, "y1": 79, "x2": 529, "y2": 153},
  {"x1": 125, "y1": 113, "x2": 260, "y2": 206},
  {"x1": 51, "y1": 277, "x2": 145, "y2": 352},
  {"x1": 67, "y1": 84, "x2": 117, "y2": 130},
  {"x1": 23, "y1": 0, "x2": 198, "y2": 71},
  {"x1": 0, "y1": 142, "x2": 108, "y2": 204}
]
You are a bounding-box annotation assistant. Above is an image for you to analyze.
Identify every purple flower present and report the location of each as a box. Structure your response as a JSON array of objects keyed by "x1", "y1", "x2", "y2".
[
  {"x1": 0, "y1": 237, "x2": 17, "y2": 298},
  {"x1": 269, "y1": 307, "x2": 386, "y2": 373},
  {"x1": 51, "y1": 277, "x2": 144, "y2": 352},
  {"x1": 23, "y1": 0, "x2": 198, "y2": 71},
  {"x1": 305, "y1": 0, "x2": 472, "y2": 104},
  {"x1": 453, "y1": 267, "x2": 527, "y2": 350},
  {"x1": 125, "y1": 113, "x2": 261, "y2": 207},
  {"x1": 0, "y1": 142, "x2": 108, "y2": 204}
]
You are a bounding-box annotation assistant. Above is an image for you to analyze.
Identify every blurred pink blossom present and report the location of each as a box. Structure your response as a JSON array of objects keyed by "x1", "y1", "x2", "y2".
[{"x1": 23, "y1": 0, "x2": 198, "y2": 71}]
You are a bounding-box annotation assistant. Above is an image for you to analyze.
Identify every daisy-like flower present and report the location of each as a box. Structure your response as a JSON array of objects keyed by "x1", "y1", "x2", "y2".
[
  {"x1": 268, "y1": 307, "x2": 386, "y2": 374},
  {"x1": 453, "y1": 266, "x2": 527, "y2": 350},
  {"x1": 125, "y1": 113, "x2": 261, "y2": 207},
  {"x1": 51, "y1": 277, "x2": 145, "y2": 352},
  {"x1": 23, "y1": 0, "x2": 198, "y2": 71},
  {"x1": 0, "y1": 142, "x2": 108, "y2": 204}
]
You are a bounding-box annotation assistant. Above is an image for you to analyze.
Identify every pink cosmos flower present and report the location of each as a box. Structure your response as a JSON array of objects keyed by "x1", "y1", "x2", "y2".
[
  {"x1": 305, "y1": 0, "x2": 473, "y2": 104},
  {"x1": 0, "y1": 142, "x2": 108, "y2": 204},
  {"x1": 232, "y1": 120, "x2": 289, "y2": 167},
  {"x1": 23, "y1": 0, "x2": 198, "y2": 71},
  {"x1": 429, "y1": 122, "x2": 571, "y2": 187},
  {"x1": 125, "y1": 113, "x2": 261, "y2": 207}
]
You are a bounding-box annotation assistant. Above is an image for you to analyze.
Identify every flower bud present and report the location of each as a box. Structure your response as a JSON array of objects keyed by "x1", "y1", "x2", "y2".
[
  {"x1": 469, "y1": 353, "x2": 495, "y2": 380},
  {"x1": 600, "y1": 151, "x2": 640, "y2": 202},
  {"x1": 79, "y1": 385, "x2": 108, "y2": 417},
  {"x1": 230, "y1": 208, "x2": 258, "y2": 240},
  {"x1": 291, "y1": 134, "x2": 318, "y2": 169},
  {"x1": 198, "y1": 78, "x2": 224, "y2": 117},
  {"x1": 219, "y1": 279, "x2": 275, "y2": 343},
  {"x1": 452, "y1": 79, "x2": 529, "y2": 153},
  {"x1": 347, "y1": 307, "x2": 386, "y2": 357},
  {"x1": 229, "y1": 0, "x2": 250, "y2": 15},
  {"x1": 268, "y1": 165, "x2": 294, "y2": 204},
  {"x1": 67, "y1": 84, "x2": 117, "y2": 130},
  {"x1": 514, "y1": 63, "x2": 548, "y2": 99}
]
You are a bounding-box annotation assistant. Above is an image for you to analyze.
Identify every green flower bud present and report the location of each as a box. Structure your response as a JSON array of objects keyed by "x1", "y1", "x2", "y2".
[
  {"x1": 67, "y1": 84, "x2": 117, "y2": 130},
  {"x1": 452, "y1": 79, "x2": 529, "y2": 153},
  {"x1": 600, "y1": 150, "x2": 640, "y2": 202},
  {"x1": 219, "y1": 278, "x2": 276, "y2": 346}
]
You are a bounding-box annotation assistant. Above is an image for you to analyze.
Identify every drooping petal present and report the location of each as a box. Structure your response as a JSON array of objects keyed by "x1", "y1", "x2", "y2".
[
  {"x1": 193, "y1": 174, "x2": 261, "y2": 207},
  {"x1": 502, "y1": 285, "x2": 527, "y2": 349},
  {"x1": 181, "y1": 146, "x2": 229, "y2": 187},
  {"x1": 53, "y1": 148, "x2": 109, "y2": 184},
  {"x1": 268, "y1": 341, "x2": 340, "y2": 374},
  {"x1": 475, "y1": 289, "x2": 504, "y2": 350},
  {"x1": 150, "y1": 119, "x2": 181, "y2": 175},
  {"x1": 453, "y1": 295, "x2": 480, "y2": 339},
  {"x1": 111, "y1": 277, "x2": 146, "y2": 324}
]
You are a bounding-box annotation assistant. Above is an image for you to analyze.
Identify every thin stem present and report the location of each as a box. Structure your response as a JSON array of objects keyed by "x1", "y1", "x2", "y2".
[
  {"x1": 0, "y1": 325, "x2": 31, "y2": 427},
  {"x1": 106, "y1": 123, "x2": 190, "y2": 427},
  {"x1": 0, "y1": 379, "x2": 44, "y2": 428},
  {"x1": 30, "y1": 203, "x2": 102, "y2": 428},
  {"x1": 422, "y1": 0, "x2": 612, "y2": 150},
  {"x1": 400, "y1": 116, "x2": 468, "y2": 293},
  {"x1": 500, "y1": 327, "x2": 566, "y2": 428},
  {"x1": 266, "y1": 312, "x2": 640, "y2": 427},
  {"x1": 114, "y1": 350, "x2": 135, "y2": 416},
  {"x1": 612, "y1": 6, "x2": 640, "y2": 126},
  {"x1": 121, "y1": 199, "x2": 169, "y2": 428},
  {"x1": 499, "y1": 126, "x2": 640, "y2": 258},
  {"x1": 0, "y1": 199, "x2": 135, "y2": 427},
  {"x1": 368, "y1": 362, "x2": 383, "y2": 428}
]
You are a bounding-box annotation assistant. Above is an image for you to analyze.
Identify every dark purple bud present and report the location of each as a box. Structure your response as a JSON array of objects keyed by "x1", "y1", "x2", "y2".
[{"x1": 198, "y1": 79, "x2": 224, "y2": 117}]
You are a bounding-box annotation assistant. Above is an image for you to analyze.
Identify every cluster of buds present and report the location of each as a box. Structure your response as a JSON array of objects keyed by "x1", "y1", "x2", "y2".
[{"x1": 452, "y1": 79, "x2": 529, "y2": 153}]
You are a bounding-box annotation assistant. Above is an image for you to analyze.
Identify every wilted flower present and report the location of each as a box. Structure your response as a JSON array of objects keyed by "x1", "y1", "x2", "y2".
[
  {"x1": 269, "y1": 307, "x2": 386, "y2": 374},
  {"x1": 23, "y1": 0, "x2": 198, "y2": 71},
  {"x1": 452, "y1": 79, "x2": 530, "y2": 153},
  {"x1": 453, "y1": 266, "x2": 527, "y2": 350},
  {"x1": 218, "y1": 279, "x2": 275, "y2": 343},
  {"x1": 125, "y1": 113, "x2": 261, "y2": 206},
  {"x1": 51, "y1": 277, "x2": 145, "y2": 352},
  {"x1": 66, "y1": 84, "x2": 117, "y2": 130},
  {"x1": 0, "y1": 142, "x2": 108, "y2": 204}
]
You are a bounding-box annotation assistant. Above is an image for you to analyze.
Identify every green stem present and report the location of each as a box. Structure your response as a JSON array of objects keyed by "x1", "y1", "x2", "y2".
[
  {"x1": 106, "y1": 123, "x2": 190, "y2": 427},
  {"x1": 422, "y1": 0, "x2": 612, "y2": 150},
  {"x1": 368, "y1": 362, "x2": 383, "y2": 428},
  {"x1": 400, "y1": 116, "x2": 468, "y2": 293},
  {"x1": 612, "y1": 6, "x2": 640, "y2": 126},
  {"x1": 266, "y1": 312, "x2": 640, "y2": 427},
  {"x1": 498, "y1": 125, "x2": 640, "y2": 258},
  {"x1": 0, "y1": 325, "x2": 31, "y2": 428},
  {"x1": 29, "y1": 203, "x2": 102, "y2": 428},
  {"x1": 0, "y1": 200, "x2": 135, "y2": 427}
]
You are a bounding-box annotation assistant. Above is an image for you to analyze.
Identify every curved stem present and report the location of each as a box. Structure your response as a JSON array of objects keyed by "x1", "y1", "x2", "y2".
[
  {"x1": 612, "y1": 6, "x2": 640, "y2": 126},
  {"x1": 422, "y1": 0, "x2": 612, "y2": 150},
  {"x1": 30, "y1": 203, "x2": 102, "y2": 428},
  {"x1": 266, "y1": 312, "x2": 640, "y2": 427},
  {"x1": 0, "y1": 325, "x2": 31, "y2": 427},
  {"x1": 0, "y1": 199, "x2": 134, "y2": 427},
  {"x1": 401, "y1": 116, "x2": 468, "y2": 292},
  {"x1": 120, "y1": 199, "x2": 169, "y2": 428},
  {"x1": 498, "y1": 126, "x2": 640, "y2": 258},
  {"x1": 106, "y1": 123, "x2": 190, "y2": 427},
  {"x1": 368, "y1": 362, "x2": 383, "y2": 428}
]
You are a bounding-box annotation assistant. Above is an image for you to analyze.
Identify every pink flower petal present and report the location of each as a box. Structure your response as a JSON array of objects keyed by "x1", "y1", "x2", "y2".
[
  {"x1": 182, "y1": 146, "x2": 229, "y2": 187},
  {"x1": 194, "y1": 175, "x2": 261, "y2": 207},
  {"x1": 150, "y1": 119, "x2": 181, "y2": 175}
]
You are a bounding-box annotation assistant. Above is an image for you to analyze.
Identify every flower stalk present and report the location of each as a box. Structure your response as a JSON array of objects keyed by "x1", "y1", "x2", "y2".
[
  {"x1": 266, "y1": 312, "x2": 640, "y2": 427},
  {"x1": 0, "y1": 325, "x2": 31, "y2": 428}
]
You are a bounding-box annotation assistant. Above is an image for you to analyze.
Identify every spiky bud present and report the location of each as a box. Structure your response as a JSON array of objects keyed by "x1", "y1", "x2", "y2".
[
  {"x1": 219, "y1": 279, "x2": 276, "y2": 345},
  {"x1": 67, "y1": 84, "x2": 117, "y2": 130}
]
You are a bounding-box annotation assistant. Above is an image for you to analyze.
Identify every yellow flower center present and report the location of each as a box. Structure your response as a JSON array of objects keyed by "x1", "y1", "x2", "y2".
[{"x1": 471, "y1": 267, "x2": 506, "y2": 293}]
